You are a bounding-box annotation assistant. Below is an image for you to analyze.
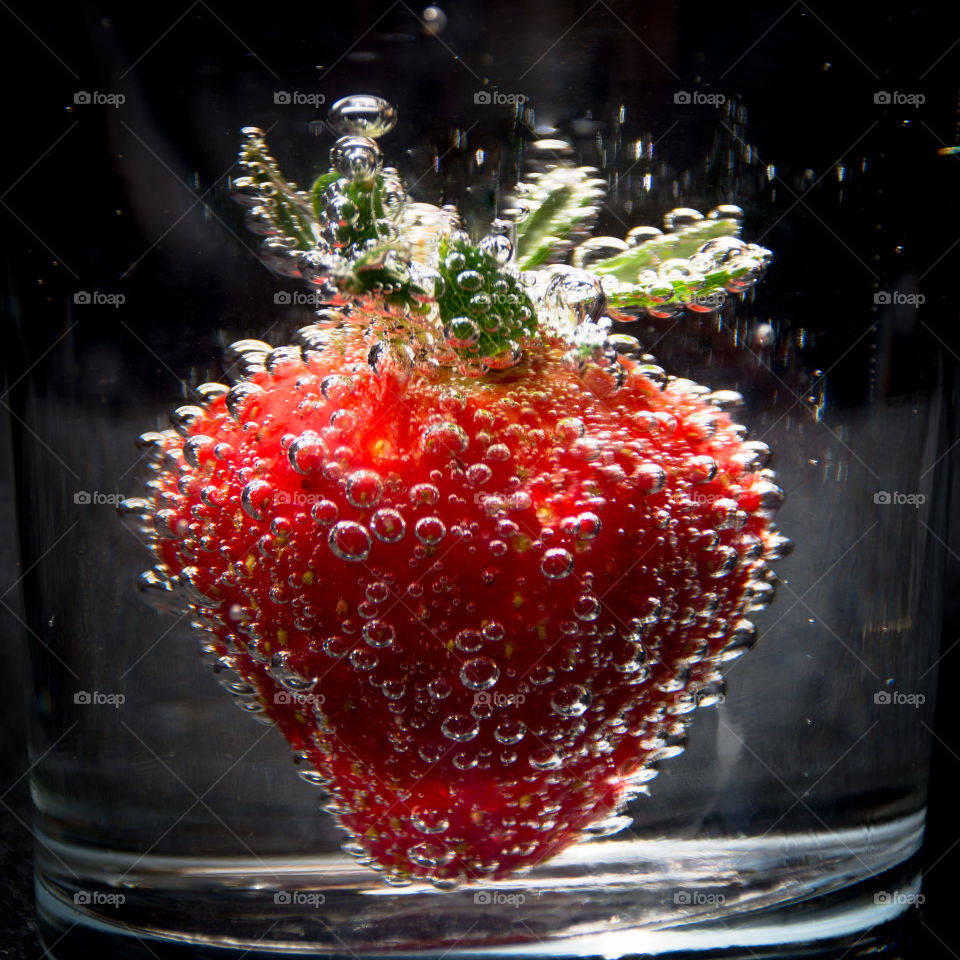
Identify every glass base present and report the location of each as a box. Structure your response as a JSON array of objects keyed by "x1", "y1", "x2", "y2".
[{"x1": 36, "y1": 810, "x2": 924, "y2": 958}]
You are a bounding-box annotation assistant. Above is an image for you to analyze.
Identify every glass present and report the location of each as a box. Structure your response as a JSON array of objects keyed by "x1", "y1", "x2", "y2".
[{"x1": 6, "y1": 4, "x2": 954, "y2": 957}]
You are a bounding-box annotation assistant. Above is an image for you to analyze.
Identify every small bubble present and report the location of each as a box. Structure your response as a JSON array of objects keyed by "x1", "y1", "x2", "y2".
[
  {"x1": 460, "y1": 657, "x2": 499, "y2": 690},
  {"x1": 331, "y1": 135, "x2": 381, "y2": 184},
  {"x1": 347, "y1": 470, "x2": 384, "y2": 509},
  {"x1": 370, "y1": 508, "x2": 406, "y2": 542},
  {"x1": 441, "y1": 713, "x2": 479, "y2": 742},
  {"x1": 556, "y1": 417, "x2": 586, "y2": 443},
  {"x1": 288, "y1": 432, "x2": 326, "y2": 474},
  {"x1": 328, "y1": 94, "x2": 398, "y2": 139},
  {"x1": 323, "y1": 635, "x2": 349, "y2": 657},
  {"x1": 551, "y1": 683, "x2": 591, "y2": 717},
  {"x1": 454, "y1": 629, "x2": 483, "y2": 653},
  {"x1": 485, "y1": 443, "x2": 511, "y2": 462},
  {"x1": 482, "y1": 621, "x2": 505, "y2": 642},
  {"x1": 240, "y1": 480, "x2": 273, "y2": 521},
  {"x1": 529, "y1": 746, "x2": 562, "y2": 770},
  {"x1": 312, "y1": 499, "x2": 339, "y2": 526},
  {"x1": 411, "y1": 810, "x2": 449, "y2": 834},
  {"x1": 444, "y1": 316, "x2": 481, "y2": 348},
  {"x1": 456, "y1": 270, "x2": 483, "y2": 291},
  {"x1": 574, "y1": 594, "x2": 600, "y2": 621},
  {"x1": 328, "y1": 521, "x2": 372, "y2": 562},
  {"x1": 635, "y1": 462, "x2": 667, "y2": 494},
  {"x1": 540, "y1": 548, "x2": 574, "y2": 580},
  {"x1": 428, "y1": 677, "x2": 452, "y2": 699},
  {"x1": 408, "y1": 841, "x2": 453, "y2": 868},
  {"x1": 494, "y1": 719, "x2": 525, "y2": 744},
  {"x1": 466, "y1": 463, "x2": 492, "y2": 485},
  {"x1": 320, "y1": 375, "x2": 354, "y2": 402},
  {"x1": 529, "y1": 665, "x2": 555, "y2": 686},
  {"x1": 414, "y1": 516, "x2": 447, "y2": 545},
  {"x1": 422, "y1": 422, "x2": 469, "y2": 456},
  {"x1": 362, "y1": 619, "x2": 395, "y2": 648}
]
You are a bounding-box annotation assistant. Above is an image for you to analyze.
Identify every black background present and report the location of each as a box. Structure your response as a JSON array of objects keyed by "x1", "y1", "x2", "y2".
[{"x1": 2, "y1": 1, "x2": 960, "y2": 957}]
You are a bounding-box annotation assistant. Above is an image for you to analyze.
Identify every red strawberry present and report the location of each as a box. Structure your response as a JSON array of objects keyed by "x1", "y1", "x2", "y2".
[{"x1": 128, "y1": 324, "x2": 785, "y2": 887}]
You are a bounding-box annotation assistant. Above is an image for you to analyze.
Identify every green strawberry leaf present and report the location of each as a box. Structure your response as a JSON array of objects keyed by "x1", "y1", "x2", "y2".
[{"x1": 514, "y1": 166, "x2": 606, "y2": 271}]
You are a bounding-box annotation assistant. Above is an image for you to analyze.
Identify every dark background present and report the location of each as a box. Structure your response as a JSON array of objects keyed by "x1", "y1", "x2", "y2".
[{"x1": 2, "y1": 1, "x2": 960, "y2": 957}]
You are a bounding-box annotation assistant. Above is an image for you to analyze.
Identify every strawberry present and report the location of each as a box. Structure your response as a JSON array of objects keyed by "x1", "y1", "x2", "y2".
[{"x1": 125, "y1": 95, "x2": 786, "y2": 887}]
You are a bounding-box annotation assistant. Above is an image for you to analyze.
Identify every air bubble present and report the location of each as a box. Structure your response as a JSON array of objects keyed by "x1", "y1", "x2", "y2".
[
  {"x1": 331, "y1": 135, "x2": 381, "y2": 185},
  {"x1": 370, "y1": 508, "x2": 406, "y2": 542},
  {"x1": 288, "y1": 432, "x2": 326, "y2": 474},
  {"x1": 441, "y1": 714, "x2": 479, "y2": 742},
  {"x1": 312, "y1": 499, "x2": 339, "y2": 526},
  {"x1": 574, "y1": 594, "x2": 600, "y2": 621},
  {"x1": 240, "y1": 480, "x2": 273, "y2": 520},
  {"x1": 347, "y1": 470, "x2": 384, "y2": 509},
  {"x1": 494, "y1": 719, "x2": 525, "y2": 744},
  {"x1": 320, "y1": 375, "x2": 354, "y2": 402},
  {"x1": 444, "y1": 317, "x2": 481, "y2": 348},
  {"x1": 529, "y1": 746, "x2": 562, "y2": 771},
  {"x1": 460, "y1": 657, "x2": 499, "y2": 690},
  {"x1": 551, "y1": 683, "x2": 591, "y2": 717},
  {"x1": 362, "y1": 619, "x2": 395, "y2": 648},
  {"x1": 328, "y1": 521, "x2": 372, "y2": 562},
  {"x1": 422, "y1": 422, "x2": 468, "y2": 456},
  {"x1": 328, "y1": 95, "x2": 398, "y2": 139},
  {"x1": 414, "y1": 516, "x2": 446, "y2": 545},
  {"x1": 540, "y1": 548, "x2": 574, "y2": 580},
  {"x1": 408, "y1": 841, "x2": 454, "y2": 868}
]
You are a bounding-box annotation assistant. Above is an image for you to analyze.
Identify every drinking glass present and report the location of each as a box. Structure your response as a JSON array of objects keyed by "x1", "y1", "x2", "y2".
[{"x1": 5, "y1": 3, "x2": 954, "y2": 957}]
